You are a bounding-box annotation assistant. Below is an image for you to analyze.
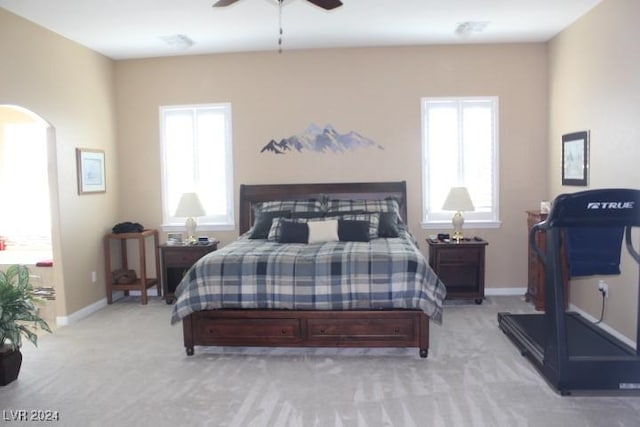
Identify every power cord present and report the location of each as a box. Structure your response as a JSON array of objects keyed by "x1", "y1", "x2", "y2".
[{"x1": 594, "y1": 290, "x2": 606, "y2": 324}]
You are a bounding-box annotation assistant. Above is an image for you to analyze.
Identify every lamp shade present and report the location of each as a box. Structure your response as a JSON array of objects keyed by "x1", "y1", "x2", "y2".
[
  {"x1": 174, "y1": 192, "x2": 206, "y2": 217},
  {"x1": 442, "y1": 187, "x2": 475, "y2": 212}
]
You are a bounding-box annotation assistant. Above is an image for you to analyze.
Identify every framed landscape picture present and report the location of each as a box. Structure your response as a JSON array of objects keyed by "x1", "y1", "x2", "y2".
[
  {"x1": 562, "y1": 131, "x2": 589, "y2": 186},
  {"x1": 76, "y1": 148, "x2": 106, "y2": 194}
]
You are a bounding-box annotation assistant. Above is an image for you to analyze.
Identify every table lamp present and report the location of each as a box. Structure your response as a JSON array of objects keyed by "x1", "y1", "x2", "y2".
[
  {"x1": 442, "y1": 186, "x2": 475, "y2": 243},
  {"x1": 174, "y1": 192, "x2": 206, "y2": 243}
]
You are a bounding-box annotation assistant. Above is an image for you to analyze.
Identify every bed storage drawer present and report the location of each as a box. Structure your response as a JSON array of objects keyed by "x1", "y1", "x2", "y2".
[
  {"x1": 194, "y1": 317, "x2": 302, "y2": 345},
  {"x1": 307, "y1": 318, "x2": 416, "y2": 343}
]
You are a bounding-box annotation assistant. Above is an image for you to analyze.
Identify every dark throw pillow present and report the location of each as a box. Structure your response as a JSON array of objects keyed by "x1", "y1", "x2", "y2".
[
  {"x1": 338, "y1": 220, "x2": 371, "y2": 242},
  {"x1": 378, "y1": 212, "x2": 399, "y2": 238},
  {"x1": 278, "y1": 220, "x2": 309, "y2": 243},
  {"x1": 249, "y1": 210, "x2": 290, "y2": 239}
]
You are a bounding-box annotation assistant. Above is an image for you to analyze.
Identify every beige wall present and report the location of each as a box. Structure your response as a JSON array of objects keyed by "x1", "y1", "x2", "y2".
[
  {"x1": 0, "y1": 9, "x2": 118, "y2": 317},
  {"x1": 115, "y1": 44, "x2": 549, "y2": 290},
  {"x1": 0, "y1": 106, "x2": 38, "y2": 169},
  {"x1": 549, "y1": 0, "x2": 640, "y2": 340}
]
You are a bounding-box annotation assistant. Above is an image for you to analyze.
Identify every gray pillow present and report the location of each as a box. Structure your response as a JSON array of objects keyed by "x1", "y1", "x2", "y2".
[
  {"x1": 249, "y1": 210, "x2": 290, "y2": 239},
  {"x1": 378, "y1": 212, "x2": 399, "y2": 238}
]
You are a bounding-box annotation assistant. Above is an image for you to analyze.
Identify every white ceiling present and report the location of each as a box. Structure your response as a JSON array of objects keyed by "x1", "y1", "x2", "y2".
[{"x1": 0, "y1": 0, "x2": 602, "y2": 60}]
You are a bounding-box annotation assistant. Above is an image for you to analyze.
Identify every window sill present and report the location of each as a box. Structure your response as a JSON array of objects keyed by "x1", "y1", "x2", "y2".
[
  {"x1": 421, "y1": 220, "x2": 501, "y2": 230},
  {"x1": 162, "y1": 223, "x2": 236, "y2": 233}
]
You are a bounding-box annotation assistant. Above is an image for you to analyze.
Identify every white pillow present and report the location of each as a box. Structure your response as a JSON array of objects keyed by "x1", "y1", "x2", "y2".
[{"x1": 307, "y1": 219, "x2": 339, "y2": 244}]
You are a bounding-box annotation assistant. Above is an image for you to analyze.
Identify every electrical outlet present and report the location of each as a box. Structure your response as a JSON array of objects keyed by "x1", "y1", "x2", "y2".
[
  {"x1": 598, "y1": 280, "x2": 609, "y2": 298},
  {"x1": 91, "y1": 271, "x2": 97, "y2": 283}
]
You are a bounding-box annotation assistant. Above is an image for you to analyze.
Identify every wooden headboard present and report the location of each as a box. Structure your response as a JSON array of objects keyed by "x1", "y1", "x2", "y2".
[{"x1": 239, "y1": 181, "x2": 407, "y2": 234}]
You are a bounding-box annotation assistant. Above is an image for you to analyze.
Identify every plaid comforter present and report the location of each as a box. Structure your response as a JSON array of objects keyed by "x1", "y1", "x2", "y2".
[{"x1": 170, "y1": 229, "x2": 447, "y2": 324}]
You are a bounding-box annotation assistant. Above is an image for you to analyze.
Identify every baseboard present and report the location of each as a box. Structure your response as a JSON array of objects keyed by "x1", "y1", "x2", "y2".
[
  {"x1": 485, "y1": 287, "x2": 526, "y2": 296},
  {"x1": 56, "y1": 297, "x2": 107, "y2": 326},
  {"x1": 55, "y1": 289, "x2": 160, "y2": 326},
  {"x1": 569, "y1": 303, "x2": 636, "y2": 348}
]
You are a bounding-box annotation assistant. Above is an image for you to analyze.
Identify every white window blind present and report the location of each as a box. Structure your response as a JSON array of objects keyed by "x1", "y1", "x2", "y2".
[
  {"x1": 159, "y1": 103, "x2": 234, "y2": 230},
  {"x1": 421, "y1": 97, "x2": 500, "y2": 227}
]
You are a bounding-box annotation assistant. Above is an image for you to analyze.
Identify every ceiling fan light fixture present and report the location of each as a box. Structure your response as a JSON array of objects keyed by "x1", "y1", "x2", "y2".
[
  {"x1": 211, "y1": 0, "x2": 343, "y2": 54},
  {"x1": 159, "y1": 34, "x2": 195, "y2": 50},
  {"x1": 455, "y1": 21, "x2": 490, "y2": 38},
  {"x1": 213, "y1": 0, "x2": 342, "y2": 11},
  {"x1": 307, "y1": 0, "x2": 343, "y2": 10}
]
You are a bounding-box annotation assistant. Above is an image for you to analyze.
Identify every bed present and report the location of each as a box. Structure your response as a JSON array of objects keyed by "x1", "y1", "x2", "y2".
[{"x1": 170, "y1": 181, "x2": 446, "y2": 358}]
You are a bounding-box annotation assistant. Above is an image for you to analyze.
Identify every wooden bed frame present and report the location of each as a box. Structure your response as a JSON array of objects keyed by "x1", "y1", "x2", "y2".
[{"x1": 182, "y1": 181, "x2": 431, "y2": 358}]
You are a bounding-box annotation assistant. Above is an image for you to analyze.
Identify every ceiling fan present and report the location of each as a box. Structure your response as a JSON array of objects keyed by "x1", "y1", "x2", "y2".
[{"x1": 212, "y1": 0, "x2": 343, "y2": 11}]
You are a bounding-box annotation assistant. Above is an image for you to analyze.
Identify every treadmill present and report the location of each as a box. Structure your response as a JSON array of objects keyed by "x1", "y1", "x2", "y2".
[{"x1": 498, "y1": 188, "x2": 640, "y2": 395}]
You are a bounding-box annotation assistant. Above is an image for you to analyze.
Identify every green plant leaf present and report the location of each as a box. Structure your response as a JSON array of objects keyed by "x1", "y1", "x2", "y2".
[{"x1": 0, "y1": 264, "x2": 52, "y2": 350}]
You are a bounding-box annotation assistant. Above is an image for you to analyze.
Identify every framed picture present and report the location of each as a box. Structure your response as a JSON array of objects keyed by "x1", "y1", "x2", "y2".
[
  {"x1": 167, "y1": 232, "x2": 183, "y2": 245},
  {"x1": 76, "y1": 148, "x2": 106, "y2": 194},
  {"x1": 562, "y1": 131, "x2": 589, "y2": 186}
]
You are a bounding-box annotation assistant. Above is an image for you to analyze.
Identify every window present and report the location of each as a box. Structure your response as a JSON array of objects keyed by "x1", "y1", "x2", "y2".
[
  {"x1": 160, "y1": 103, "x2": 234, "y2": 231},
  {"x1": 421, "y1": 97, "x2": 499, "y2": 228},
  {"x1": 0, "y1": 122, "x2": 51, "y2": 248}
]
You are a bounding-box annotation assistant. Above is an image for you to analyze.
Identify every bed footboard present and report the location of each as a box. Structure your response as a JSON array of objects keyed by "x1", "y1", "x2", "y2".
[{"x1": 182, "y1": 309, "x2": 430, "y2": 358}]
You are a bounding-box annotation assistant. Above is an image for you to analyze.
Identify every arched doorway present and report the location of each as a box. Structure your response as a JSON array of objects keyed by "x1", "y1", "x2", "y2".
[{"x1": 0, "y1": 104, "x2": 60, "y2": 327}]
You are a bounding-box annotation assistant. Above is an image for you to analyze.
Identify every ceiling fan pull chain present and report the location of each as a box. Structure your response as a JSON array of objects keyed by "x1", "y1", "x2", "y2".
[{"x1": 278, "y1": 0, "x2": 284, "y2": 53}]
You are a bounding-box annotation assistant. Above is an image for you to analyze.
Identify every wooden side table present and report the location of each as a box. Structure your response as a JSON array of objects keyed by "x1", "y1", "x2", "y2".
[
  {"x1": 427, "y1": 238, "x2": 488, "y2": 304},
  {"x1": 159, "y1": 241, "x2": 219, "y2": 304},
  {"x1": 104, "y1": 229, "x2": 161, "y2": 305}
]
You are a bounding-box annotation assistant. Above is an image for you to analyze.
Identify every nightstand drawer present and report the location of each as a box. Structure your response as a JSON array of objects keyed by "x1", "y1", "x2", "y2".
[
  {"x1": 164, "y1": 249, "x2": 210, "y2": 266},
  {"x1": 437, "y1": 248, "x2": 480, "y2": 263}
]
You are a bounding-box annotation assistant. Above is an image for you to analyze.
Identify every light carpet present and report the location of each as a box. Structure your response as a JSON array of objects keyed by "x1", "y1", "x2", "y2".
[{"x1": 2, "y1": 296, "x2": 640, "y2": 426}]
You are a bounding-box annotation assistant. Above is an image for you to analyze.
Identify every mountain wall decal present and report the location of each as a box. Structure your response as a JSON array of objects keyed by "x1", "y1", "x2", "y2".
[{"x1": 260, "y1": 124, "x2": 384, "y2": 154}]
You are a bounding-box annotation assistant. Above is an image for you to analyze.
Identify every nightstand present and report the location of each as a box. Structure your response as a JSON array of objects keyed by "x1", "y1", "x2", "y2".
[
  {"x1": 427, "y1": 238, "x2": 488, "y2": 304},
  {"x1": 159, "y1": 241, "x2": 219, "y2": 304}
]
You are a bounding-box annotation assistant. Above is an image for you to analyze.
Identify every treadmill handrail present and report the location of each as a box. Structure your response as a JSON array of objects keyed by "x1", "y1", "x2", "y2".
[
  {"x1": 529, "y1": 221, "x2": 548, "y2": 266},
  {"x1": 625, "y1": 226, "x2": 640, "y2": 265}
]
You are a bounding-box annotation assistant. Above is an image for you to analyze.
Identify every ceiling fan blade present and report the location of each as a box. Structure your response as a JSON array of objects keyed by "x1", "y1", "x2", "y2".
[
  {"x1": 306, "y1": 0, "x2": 343, "y2": 10},
  {"x1": 212, "y1": 0, "x2": 241, "y2": 7}
]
